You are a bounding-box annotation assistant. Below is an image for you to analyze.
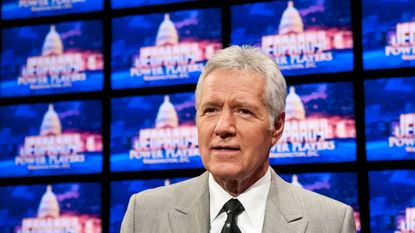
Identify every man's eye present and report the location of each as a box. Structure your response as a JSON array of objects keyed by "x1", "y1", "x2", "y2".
[
  {"x1": 237, "y1": 109, "x2": 252, "y2": 115},
  {"x1": 204, "y1": 108, "x2": 217, "y2": 114}
]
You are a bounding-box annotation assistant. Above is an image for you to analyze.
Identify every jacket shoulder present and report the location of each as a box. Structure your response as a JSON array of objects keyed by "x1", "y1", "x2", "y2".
[
  {"x1": 120, "y1": 174, "x2": 207, "y2": 233},
  {"x1": 133, "y1": 175, "x2": 205, "y2": 207},
  {"x1": 286, "y1": 182, "x2": 356, "y2": 232},
  {"x1": 290, "y1": 183, "x2": 350, "y2": 210}
]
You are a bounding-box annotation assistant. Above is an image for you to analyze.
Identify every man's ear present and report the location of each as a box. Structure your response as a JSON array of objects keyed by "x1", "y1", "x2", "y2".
[{"x1": 271, "y1": 112, "x2": 285, "y2": 146}]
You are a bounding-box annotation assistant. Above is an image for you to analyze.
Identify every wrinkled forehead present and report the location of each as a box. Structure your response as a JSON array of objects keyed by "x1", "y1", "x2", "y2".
[
  {"x1": 199, "y1": 69, "x2": 266, "y2": 103},
  {"x1": 203, "y1": 68, "x2": 264, "y2": 87},
  {"x1": 196, "y1": 68, "x2": 267, "y2": 109},
  {"x1": 204, "y1": 67, "x2": 264, "y2": 81},
  {"x1": 200, "y1": 68, "x2": 265, "y2": 94}
]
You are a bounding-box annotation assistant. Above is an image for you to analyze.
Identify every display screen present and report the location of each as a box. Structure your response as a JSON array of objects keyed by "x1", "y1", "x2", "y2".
[
  {"x1": 365, "y1": 77, "x2": 415, "y2": 161},
  {"x1": 110, "y1": 178, "x2": 189, "y2": 233},
  {"x1": 111, "y1": 0, "x2": 196, "y2": 9},
  {"x1": 2, "y1": 0, "x2": 103, "y2": 20},
  {"x1": 231, "y1": 0, "x2": 354, "y2": 76},
  {"x1": 111, "y1": 92, "x2": 202, "y2": 172},
  {"x1": 0, "y1": 182, "x2": 102, "y2": 233},
  {"x1": 111, "y1": 8, "x2": 222, "y2": 89},
  {"x1": 370, "y1": 170, "x2": 415, "y2": 233},
  {"x1": 0, "y1": 100, "x2": 103, "y2": 177},
  {"x1": 362, "y1": 0, "x2": 415, "y2": 70},
  {"x1": 270, "y1": 82, "x2": 356, "y2": 164},
  {"x1": 280, "y1": 172, "x2": 360, "y2": 232},
  {"x1": 1, "y1": 20, "x2": 104, "y2": 97}
]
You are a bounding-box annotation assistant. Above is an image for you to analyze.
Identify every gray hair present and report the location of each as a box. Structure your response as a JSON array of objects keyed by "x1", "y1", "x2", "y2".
[{"x1": 195, "y1": 45, "x2": 287, "y2": 127}]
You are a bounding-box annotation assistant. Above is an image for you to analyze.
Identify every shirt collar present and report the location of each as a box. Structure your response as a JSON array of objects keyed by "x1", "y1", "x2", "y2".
[
  {"x1": 209, "y1": 173, "x2": 233, "y2": 223},
  {"x1": 208, "y1": 168, "x2": 271, "y2": 226}
]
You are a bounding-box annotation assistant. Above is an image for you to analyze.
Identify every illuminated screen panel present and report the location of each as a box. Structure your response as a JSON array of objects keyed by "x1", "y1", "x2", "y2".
[
  {"x1": 1, "y1": 0, "x2": 103, "y2": 20},
  {"x1": 111, "y1": 0, "x2": 196, "y2": 9},
  {"x1": 369, "y1": 170, "x2": 415, "y2": 233},
  {"x1": 362, "y1": 0, "x2": 415, "y2": 70},
  {"x1": 0, "y1": 100, "x2": 103, "y2": 177},
  {"x1": 280, "y1": 172, "x2": 360, "y2": 232},
  {"x1": 111, "y1": 92, "x2": 202, "y2": 172},
  {"x1": 365, "y1": 77, "x2": 415, "y2": 161},
  {"x1": 111, "y1": 8, "x2": 222, "y2": 89},
  {"x1": 0, "y1": 182, "x2": 102, "y2": 233},
  {"x1": 231, "y1": 0, "x2": 354, "y2": 77},
  {"x1": 1, "y1": 20, "x2": 104, "y2": 97},
  {"x1": 269, "y1": 82, "x2": 356, "y2": 164},
  {"x1": 110, "y1": 178, "x2": 189, "y2": 233}
]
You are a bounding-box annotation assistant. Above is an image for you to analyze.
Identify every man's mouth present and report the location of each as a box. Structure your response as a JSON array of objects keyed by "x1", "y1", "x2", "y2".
[{"x1": 211, "y1": 146, "x2": 240, "y2": 151}]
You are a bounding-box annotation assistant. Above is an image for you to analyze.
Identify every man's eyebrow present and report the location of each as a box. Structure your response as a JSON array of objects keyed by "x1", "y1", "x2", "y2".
[
  {"x1": 199, "y1": 103, "x2": 220, "y2": 111},
  {"x1": 200, "y1": 99, "x2": 222, "y2": 107},
  {"x1": 232, "y1": 100, "x2": 260, "y2": 110}
]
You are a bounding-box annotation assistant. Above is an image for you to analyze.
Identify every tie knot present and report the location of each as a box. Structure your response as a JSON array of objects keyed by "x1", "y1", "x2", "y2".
[{"x1": 223, "y1": 199, "x2": 244, "y2": 216}]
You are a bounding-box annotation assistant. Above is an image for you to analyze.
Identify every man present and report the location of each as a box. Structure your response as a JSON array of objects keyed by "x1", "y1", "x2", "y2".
[{"x1": 121, "y1": 45, "x2": 356, "y2": 233}]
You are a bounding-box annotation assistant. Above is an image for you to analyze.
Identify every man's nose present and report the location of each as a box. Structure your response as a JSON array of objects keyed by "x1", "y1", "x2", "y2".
[{"x1": 214, "y1": 110, "x2": 236, "y2": 138}]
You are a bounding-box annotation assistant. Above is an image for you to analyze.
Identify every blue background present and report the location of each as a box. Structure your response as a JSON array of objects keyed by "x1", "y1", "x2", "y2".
[
  {"x1": 231, "y1": 0, "x2": 354, "y2": 76},
  {"x1": 111, "y1": 92, "x2": 203, "y2": 172},
  {"x1": 0, "y1": 100, "x2": 103, "y2": 177},
  {"x1": 111, "y1": 8, "x2": 222, "y2": 89},
  {"x1": 2, "y1": 0, "x2": 103, "y2": 19},
  {"x1": 269, "y1": 82, "x2": 356, "y2": 164},
  {"x1": 1, "y1": 20, "x2": 104, "y2": 97},
  {"x1": 0, "y1": 182, "x2": 101, "y2": 232},
  {"x1": 370, "y1": 170, "x2": 415, "y2": 233},
  {"x1": 362, "y1": 0, "x2": 415, "y2": 70},
  {"x1": 365, "y1": 76, "x2": 415, "y2": 161},
  {"x1": 111, "y1": 0, "x2": 196, "y2": 9}
]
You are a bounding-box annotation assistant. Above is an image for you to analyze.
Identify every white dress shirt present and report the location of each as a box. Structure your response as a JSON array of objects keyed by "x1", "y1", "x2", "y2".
[{"x1": 208, "y1": 168, "x2": 271, "y2": 233}]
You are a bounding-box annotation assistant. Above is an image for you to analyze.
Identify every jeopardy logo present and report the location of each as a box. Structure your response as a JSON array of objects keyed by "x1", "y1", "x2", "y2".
[
  {"x1": 16, "y1": 185, "x2": 101, "y2": 233},
  {"x1": 389, "y1": 113, "x2": 415, "y2": 152},
  {"x1": 129, "y1": 95, "x2": 199, "y2": 164},
  {"x1": 18, "y1": 25, "x2": 103, "y2": 90},
  {"x1": 261, "y1": 1, "x2": 352, "y2": 70},
  {"x1": 385, "y1": 21, "x2": 415, "y2": 61},
  {"x1": 270, "y1": 86, "x2": 355, "y2": 158},
  {"x1": 18, "y1": 0, "x2": 85, "y2": 11},
  {"x1": 130, "y1": 14, "x2": 221, "y2": 81},
  {"x1": 396, "y1": 207, "x2": 415, "y2": 233},
  {"x1": 15, "y1": 104, "x2": 102, "y2": 170}
]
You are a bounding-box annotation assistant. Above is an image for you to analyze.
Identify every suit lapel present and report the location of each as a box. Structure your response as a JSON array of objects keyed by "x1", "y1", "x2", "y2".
[
  {"x1": 167, "y1": 169, "x2": 309, "y2": 233},
  {"x1": 168, "y1": 172, "x2": 210, "y2": 233},
  {"x1": 262, "y1": 169, "x2": 309, "y2": 233}
]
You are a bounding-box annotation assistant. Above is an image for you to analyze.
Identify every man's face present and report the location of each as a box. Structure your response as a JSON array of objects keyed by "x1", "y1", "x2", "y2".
[{"x1": 196, "y1": 69, "x2": 284, "y2": 182}]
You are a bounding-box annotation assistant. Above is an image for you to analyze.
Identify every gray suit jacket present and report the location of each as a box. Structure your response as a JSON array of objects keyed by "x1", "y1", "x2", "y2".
[{"x1": 121, "y1": 169, "x2": 356, "y2": 233}]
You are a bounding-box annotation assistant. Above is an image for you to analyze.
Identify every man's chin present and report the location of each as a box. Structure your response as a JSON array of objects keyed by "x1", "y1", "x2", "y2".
[{"x1": 209, "y1": 168, "x2": 244, "y2": 181}]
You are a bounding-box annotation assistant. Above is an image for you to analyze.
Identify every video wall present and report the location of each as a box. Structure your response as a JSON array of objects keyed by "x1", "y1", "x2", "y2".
[
  {"x1": 1, "y1": 0, "x2": 414, "y2": 232},
  {"x1": 231, "y1": 0, "x2": 354, "y2": 76},
  {"x1": 0, "y1": 100, "x2": 103, "y2": 177}
]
